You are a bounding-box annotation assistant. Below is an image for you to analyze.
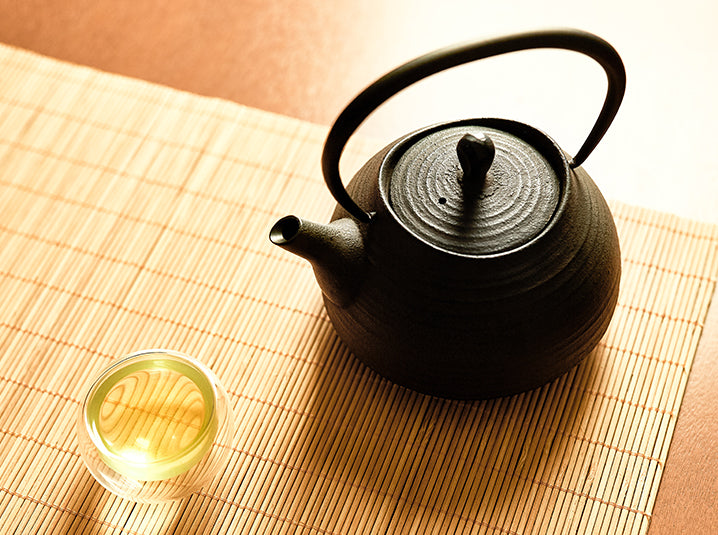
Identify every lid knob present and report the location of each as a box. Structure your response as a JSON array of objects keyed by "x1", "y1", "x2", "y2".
[{"x1": 457, "y1": 132, "x2": 495, "y2": 193}]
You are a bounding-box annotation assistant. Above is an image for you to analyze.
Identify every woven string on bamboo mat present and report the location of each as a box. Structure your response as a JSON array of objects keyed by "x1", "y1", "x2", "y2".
[{"x1": 0, "y1": 43, "x2": 716, "y2": 535}]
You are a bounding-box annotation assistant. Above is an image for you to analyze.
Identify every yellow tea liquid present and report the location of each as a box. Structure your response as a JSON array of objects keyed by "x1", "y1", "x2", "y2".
[
  {"x1": 99, "y1": 368, "x2": 204, "y2": 463},
  {"x1": 86, "y1": 356, "x2": 216, "y2": 480}
]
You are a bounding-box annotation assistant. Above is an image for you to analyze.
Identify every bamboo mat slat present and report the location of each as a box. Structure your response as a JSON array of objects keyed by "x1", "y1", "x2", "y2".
[{"x1": 0, "y1": 43, "x2": 716, "y2": 535}]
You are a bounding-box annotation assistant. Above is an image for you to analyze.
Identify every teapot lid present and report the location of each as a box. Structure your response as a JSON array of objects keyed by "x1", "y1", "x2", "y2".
[{"x1": 381, "y1": 120, "x2": 564, "y2": 255}]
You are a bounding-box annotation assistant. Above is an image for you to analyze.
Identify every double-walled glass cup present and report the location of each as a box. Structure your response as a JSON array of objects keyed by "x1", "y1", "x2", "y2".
[{"x1": 77, "y1": 349, "x2": 234, "y2": 502}]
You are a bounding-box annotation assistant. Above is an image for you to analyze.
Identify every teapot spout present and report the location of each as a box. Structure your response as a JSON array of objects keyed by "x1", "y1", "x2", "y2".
[{"x1": 269, "y1": 215, "x2": 366, "y2": 307}]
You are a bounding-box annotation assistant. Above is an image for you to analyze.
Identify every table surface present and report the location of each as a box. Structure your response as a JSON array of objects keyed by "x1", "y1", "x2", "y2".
[{"x1": 1, "y1": 0, "x2": 716, "y2": 532}]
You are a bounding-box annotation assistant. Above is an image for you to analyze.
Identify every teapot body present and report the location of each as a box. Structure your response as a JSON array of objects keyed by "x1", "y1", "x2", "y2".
[
  {"x1": 270, "y1": 29, "x2": 626, "y2": 399},
  {"x1": 324, "y1": 119, "x2": 620, "y2": 399}
]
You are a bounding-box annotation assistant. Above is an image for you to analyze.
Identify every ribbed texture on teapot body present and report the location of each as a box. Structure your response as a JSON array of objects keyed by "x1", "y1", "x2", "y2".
[{"x1": 326, "y1": 121, "x2": 620, "y2": 399}]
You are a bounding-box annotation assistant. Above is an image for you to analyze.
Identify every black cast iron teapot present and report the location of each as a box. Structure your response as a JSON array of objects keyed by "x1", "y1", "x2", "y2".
[{"x1": 270, "y1": 29, "x2": 625, "y2": 399}]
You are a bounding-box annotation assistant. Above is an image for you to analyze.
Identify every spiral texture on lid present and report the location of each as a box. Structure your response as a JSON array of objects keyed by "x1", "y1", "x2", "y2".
[{"x1": 387, "y1": 126, "x2": 560, "y2": 255}]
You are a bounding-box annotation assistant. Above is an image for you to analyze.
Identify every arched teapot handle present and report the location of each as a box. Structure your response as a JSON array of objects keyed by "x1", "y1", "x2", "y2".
[{"x1": 321, "y1": 28, "x2": 626, "y2": 223}]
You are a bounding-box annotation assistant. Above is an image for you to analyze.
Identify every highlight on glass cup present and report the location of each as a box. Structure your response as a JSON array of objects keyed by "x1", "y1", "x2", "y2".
[{"x1": 77, "y1": 349, "x2": 235, "y2": 502}]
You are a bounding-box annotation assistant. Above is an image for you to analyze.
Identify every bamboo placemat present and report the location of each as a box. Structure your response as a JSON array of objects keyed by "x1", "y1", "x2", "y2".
[{"x1": 0, "y1": 43, "x2": 716, "y2": 535}]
